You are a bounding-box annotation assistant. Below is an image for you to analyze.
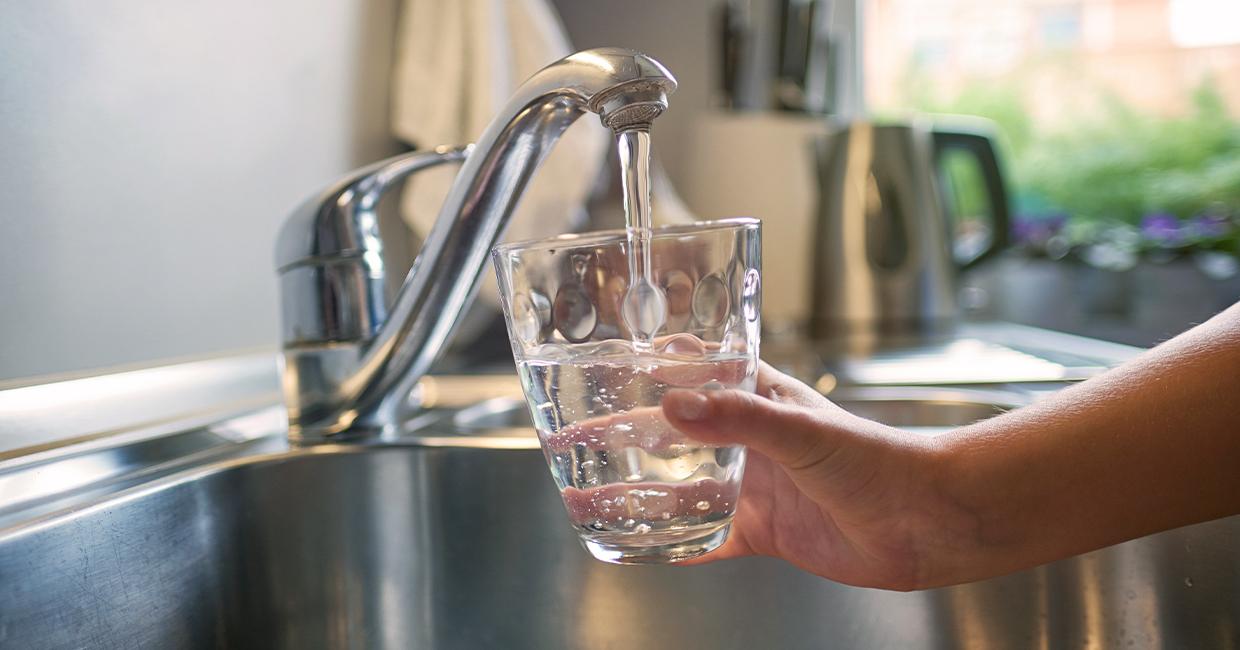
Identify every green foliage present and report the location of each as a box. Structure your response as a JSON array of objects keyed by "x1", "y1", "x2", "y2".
[
  {"x1": 907, "y1": 76, "x2": 1240, "y2": 225},
  {"x1": 910, "y1": 77, "x2": 1037, "y2": 159},
  {"x1": 1021, "y1": 80, "x2": 1239, "y2": 222},
  {"x1": 940, "y1": 149, "x2": 991, "y2": 223}
]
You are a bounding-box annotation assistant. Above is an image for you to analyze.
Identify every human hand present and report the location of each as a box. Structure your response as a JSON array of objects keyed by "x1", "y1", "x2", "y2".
[
  {"x1": 657, "y1": 304, "x2": 1240, "y2": 590},
  {"x1": 661, "y1": 362, "x2": 971, "y2": 591}
]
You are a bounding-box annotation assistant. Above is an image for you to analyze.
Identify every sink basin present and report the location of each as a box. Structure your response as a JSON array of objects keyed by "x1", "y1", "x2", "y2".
[
  {"x1": 829, "y1": 386, "x2": 1023, "y2": 431},
  {"x1": 441, "y1": 386, "x2": 1025, "y2": 436},
  {"x1": 3, "y1": 416, "x2": 1238, "y2": 648}
]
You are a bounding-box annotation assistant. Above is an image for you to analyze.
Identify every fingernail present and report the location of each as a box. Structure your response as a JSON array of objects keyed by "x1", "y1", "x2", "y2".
[{"x1": 666, "y1": 391, "x2": 710, "y2": 421}]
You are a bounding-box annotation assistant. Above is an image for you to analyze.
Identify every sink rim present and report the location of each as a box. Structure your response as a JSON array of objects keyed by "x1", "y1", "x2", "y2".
[
  {"x1": 827, "y1": 384, "x2": 1030, "y2": 410},
  {"x1": 0, "y1": 378, "x2": 1034, "y2": 536}
]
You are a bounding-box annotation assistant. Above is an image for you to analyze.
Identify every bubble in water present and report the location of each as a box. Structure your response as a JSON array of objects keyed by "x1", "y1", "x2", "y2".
[
  {"x1": 1184, "y1": 577, "x2": 1194, "y2": 587},
  {"x1": 579, "y1": 460, "x2": 598, "y2": 485},
  {"x1": 629, "y1": 488, "x2": 668, "y2": 499},
  {"x1": 628, "y1": 487, "x2": 677, "y2": 515},
  {"x1": 517, "y1": 332, "x2": 753, "y2": 545}
]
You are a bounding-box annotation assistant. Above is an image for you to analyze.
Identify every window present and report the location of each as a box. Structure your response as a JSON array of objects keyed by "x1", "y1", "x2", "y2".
[
  {"x1": 866, "y1": 0, "x2": 1239, "y2": 242},
  {"x1": 1039, "y1": 4, "x2": 1082, "y2": 48},
  {"x1": 1169, "y1": 0, "x2": 1240, "y2": 48},
  {"x1": 865, "y1": 0, "x2": 1240, "y2": 344}
]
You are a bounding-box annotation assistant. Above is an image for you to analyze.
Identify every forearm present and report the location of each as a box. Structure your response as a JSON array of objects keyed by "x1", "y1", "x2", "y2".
[{"x1": 932, "y1": 303, "x2": 1240, "y2": 585}]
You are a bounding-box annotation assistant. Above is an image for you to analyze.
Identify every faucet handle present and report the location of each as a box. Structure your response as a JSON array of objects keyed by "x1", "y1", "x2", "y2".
[
  {"x1": 275, "y1": 146, "x2": 470, "y2": 347},
  {"x1": 276, "y1": 145, "x2": 471, "y2": 273}
]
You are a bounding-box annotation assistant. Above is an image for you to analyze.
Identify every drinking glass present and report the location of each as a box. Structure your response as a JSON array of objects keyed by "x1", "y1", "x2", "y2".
[{"x1": 492, "y1": 218, "x2": 761, "y2": 563}]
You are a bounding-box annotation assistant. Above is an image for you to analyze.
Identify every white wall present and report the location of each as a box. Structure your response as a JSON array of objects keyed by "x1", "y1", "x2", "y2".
[
  {"x1": 0, "y1": 1, "x2": 401, "y2": 382},
  {"x1": 553, "y1": 0, "x2": 717, "y2": 185},
  {"x1": 553, "y1": 0, "x2": 781, "y2": 186}
]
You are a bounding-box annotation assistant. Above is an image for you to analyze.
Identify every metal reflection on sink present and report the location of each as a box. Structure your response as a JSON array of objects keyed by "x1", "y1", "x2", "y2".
[
  {"x1": 431, "y1": 381, "x2": 1028, "y2": 436},
  {"x1": 1, "y1": 428, "x2": 1237, "y2": 649},
  {"x1": 1, "y1": 367, "x2": 1237, "y2": 649}
]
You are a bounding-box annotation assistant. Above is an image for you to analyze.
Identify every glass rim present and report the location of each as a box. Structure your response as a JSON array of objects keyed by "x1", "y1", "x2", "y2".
[{"x1": 491, "y1": 217, "x2": 760, "y2": 255}]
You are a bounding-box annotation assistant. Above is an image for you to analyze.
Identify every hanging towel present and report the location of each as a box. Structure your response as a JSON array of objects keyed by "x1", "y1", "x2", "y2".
[{"x1": 390, "y1": 0, "x2": 609, "y2": 273}]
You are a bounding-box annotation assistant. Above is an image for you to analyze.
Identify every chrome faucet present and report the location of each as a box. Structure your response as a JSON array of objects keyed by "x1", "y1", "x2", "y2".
[{"x1": 275, "y1": 48, "x2": 677, "y2": 441}]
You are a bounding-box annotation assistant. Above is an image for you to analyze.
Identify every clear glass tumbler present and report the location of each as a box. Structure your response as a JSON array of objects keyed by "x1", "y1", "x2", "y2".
[{"x1": 492, "y1": 218, "x2": 761, "y2": 563}]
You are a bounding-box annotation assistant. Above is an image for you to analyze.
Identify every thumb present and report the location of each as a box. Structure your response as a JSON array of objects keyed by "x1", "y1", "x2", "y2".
[{"x1": 662, "y1": 389, "x2": 839, "y2": 471}]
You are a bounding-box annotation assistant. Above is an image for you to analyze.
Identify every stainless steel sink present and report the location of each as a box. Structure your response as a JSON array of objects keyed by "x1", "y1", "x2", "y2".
[
  {"x1": 830, "y1": 386, "x2": 1023, "y2": 432},
  {"x1": 3, "y1": 381, "x2": 1238, "y2": 649},
  {"x1": 435, "y1": 385, "x2": 1025, "y2": 436}
]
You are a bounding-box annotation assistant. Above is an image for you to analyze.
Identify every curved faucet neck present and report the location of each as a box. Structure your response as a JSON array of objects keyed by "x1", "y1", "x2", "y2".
[{"x1": 281, "y1": 48, "x2": 676, "y2": 440}]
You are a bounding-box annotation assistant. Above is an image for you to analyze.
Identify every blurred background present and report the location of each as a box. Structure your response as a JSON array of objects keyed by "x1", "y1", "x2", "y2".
[
  {"x1": 864, "y1": 0, "x2": 1240, "y2": 345},
  {"x1": 2, "y1": 0, "x2": 1237, "y2": 382}
]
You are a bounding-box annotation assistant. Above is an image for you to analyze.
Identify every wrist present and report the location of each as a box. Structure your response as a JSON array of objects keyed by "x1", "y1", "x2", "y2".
[{"x1": 911, "y1": 425, "x2": 1003, "y2": 588}]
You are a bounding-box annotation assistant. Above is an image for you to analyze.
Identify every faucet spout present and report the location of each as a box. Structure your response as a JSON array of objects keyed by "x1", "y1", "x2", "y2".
[{"x1": 278, "y1": 48, "x2": 677, "y2": 440}]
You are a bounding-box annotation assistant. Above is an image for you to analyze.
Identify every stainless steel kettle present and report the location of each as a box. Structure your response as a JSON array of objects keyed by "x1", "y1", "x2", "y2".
[{"x1": 809, "y1": 119, "x2": 1009, "y2": 338}]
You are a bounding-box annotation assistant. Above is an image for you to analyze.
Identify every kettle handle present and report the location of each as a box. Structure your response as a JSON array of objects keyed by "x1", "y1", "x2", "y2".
[{"x1": 931, "y1": 128, "x2": 1010, "y2": 269}]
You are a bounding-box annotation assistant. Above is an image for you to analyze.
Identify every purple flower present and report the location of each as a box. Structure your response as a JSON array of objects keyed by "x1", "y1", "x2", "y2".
[
  {"x1": 1011, "y1": 218, "x2": 1039, "y2": 245},
  {"x1": 1187, "y1": 214, "x2": 1233, "y2": 239},
  {"x1": 1045, "y1": 212, "x2": 1069, "y2": 230},
  {"x1": 1012, "y1": 212, "x2": 1066, "y2": 247},
  {"x1": 1139, "y1": 212, "x2": 1184, "y2": 246}
]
